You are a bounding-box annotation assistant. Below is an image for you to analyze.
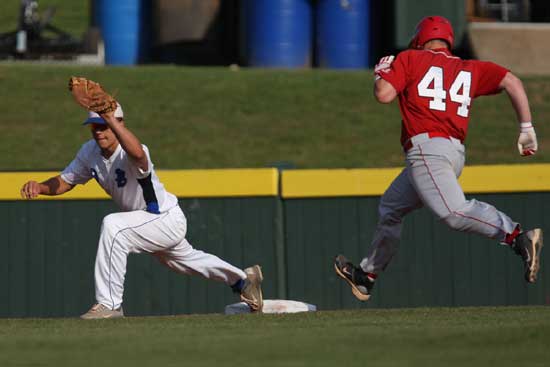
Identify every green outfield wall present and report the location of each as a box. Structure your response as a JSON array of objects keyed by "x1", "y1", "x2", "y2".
[
  {"x1": 1, "y1": 166, "x2": 549, "y2": 317},
  {"x1": 284, "y1": 194, "x2": 550, "y2": 310},
  {"x1": 0, "y1": 198, "x2": 281, "y2": 318}
]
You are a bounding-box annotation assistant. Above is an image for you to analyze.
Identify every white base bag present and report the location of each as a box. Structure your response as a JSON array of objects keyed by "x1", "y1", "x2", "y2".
[{"x1": 225, "y1": 299, "x2": 317, "y2": 315}]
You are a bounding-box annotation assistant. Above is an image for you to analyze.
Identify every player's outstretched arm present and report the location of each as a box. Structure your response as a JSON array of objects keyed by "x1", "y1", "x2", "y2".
[
  {"x1": 499, "y1": 72, "x2": 532, "y2": 123},
  {"x1": 101, "y1": 111, "x2": 148, "y2": 172},
  {"x1": 499, "y1": 72, "x2": 538, "y2": 156},
  {"x1": 20, "y1": 175, "x2": 75, "y2": 199}
]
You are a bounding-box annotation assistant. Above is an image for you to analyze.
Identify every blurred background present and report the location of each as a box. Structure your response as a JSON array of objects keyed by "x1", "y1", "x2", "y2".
[{"x1": 0, "y1": 0, "x2": 549, "y2": 72}]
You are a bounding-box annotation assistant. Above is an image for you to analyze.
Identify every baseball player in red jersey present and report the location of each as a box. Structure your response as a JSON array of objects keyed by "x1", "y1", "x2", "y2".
[{"x1": 334, "y1": 16, "x2": 543, "y2": 301}]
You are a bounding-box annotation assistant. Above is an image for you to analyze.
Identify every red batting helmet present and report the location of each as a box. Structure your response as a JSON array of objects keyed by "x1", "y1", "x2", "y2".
[{"x1": 409, "y1": 16, "x2": 454, "y2": 49}]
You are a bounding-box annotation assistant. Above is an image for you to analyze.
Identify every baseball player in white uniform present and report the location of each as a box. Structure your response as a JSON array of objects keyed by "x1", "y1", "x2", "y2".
[{"x1": 21, "y1": 104, "x2": 263, "y2": 318}]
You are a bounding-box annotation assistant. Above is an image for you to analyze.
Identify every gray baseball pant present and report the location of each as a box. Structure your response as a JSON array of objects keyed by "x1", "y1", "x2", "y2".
[{"x1": 361, "y1": 135, "x2": 518, "y2": 274}]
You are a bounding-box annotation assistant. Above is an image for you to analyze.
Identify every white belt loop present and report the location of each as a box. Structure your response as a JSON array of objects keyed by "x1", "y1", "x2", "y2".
[
  {"x1": 449, "y1": 137, "x2": 462, "y2": 146},
  {"x1": 409, "y1": 133, "x2": 430, "y2": 147}
]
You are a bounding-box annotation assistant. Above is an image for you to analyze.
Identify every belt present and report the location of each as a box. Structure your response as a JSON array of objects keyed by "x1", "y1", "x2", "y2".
[{"x1": 403, "y1": 132, "x2": 463, "y2": 152}]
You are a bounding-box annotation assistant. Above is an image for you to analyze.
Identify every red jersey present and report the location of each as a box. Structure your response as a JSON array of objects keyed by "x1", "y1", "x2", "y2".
[{"x1": 379, "y1": 48, "x2": 508, "y2": 146}]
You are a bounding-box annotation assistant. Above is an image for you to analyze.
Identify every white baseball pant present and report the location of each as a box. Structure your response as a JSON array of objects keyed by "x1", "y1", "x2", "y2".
[
  {"x1": 361, "y1": 134, "x2": 518, "y2": 274},
  {"x1": 94, "y1": 205, "x2": 246, "y2": 310}
]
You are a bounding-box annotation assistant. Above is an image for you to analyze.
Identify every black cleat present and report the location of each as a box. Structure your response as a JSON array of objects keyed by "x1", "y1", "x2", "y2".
[
  {"x1": 334, "y1": 255, "x2": 374, "y2": 301},
  {"x1": 512, "y1": 229, "x2": 543, "y2": 283}
]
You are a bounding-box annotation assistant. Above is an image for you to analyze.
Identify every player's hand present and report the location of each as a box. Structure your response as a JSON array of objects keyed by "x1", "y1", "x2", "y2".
[
  {"x1": 374, "y1": 55, "x2": 395, "y2": 81},
  {"x1": 517, "y1": 122, "x2": 538, "y2": 156},
  {"x1": 20, "y1": 181, "x2": 41, "y2": 199},
  {"x1": 99, "y1": 110, "x2": 116, "y2": 123}
]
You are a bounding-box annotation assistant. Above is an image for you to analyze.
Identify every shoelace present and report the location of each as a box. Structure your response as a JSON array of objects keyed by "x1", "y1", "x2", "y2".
[
  {"x1": 340, "y1": 263, "x2": 354, "y2": 277},
  {"x1": 90, "y1": 304, "x2": 106, "y2": 313}
]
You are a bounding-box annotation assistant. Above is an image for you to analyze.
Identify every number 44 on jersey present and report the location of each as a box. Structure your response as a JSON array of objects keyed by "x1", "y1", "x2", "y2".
[{"x1": 417, "y1": 66, "x2": 472, "y2": 118}]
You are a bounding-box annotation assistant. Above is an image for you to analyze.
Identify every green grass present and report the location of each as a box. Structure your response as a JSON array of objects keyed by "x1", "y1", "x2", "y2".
[
  {"x1": 0, "y1": 0, "x2": 88, "y2": 38},
  {"x1": 0, "y1": 307, "x2": 548, "y2": 367},
  {"x1": 0, "y1": 64, "x2": 549, "y2": 170}
]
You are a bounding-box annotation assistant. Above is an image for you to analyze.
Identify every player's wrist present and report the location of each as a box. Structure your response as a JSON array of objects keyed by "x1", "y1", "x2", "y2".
[
  {"x1": 101, "y1": 112, "x2": 117, "y2": 122},
  {"x1": 38, "y1": 182, "x2": 50, "y2": 195},
  {"x1": 519, "y1": 121, "x2": 535, "y2": 133}
]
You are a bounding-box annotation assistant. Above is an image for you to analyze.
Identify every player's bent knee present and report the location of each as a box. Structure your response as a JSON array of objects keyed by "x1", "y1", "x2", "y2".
[
  {"x1": 378, "y1": 205, "x2": 404, "y2": 226},
  {"x1": 101, "y1": 213, "x2": 123, "y2": 234}
]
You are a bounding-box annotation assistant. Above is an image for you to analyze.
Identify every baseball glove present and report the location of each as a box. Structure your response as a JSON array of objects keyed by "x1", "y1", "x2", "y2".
[{"x1": 68, "y1": 77, "x2": 117, "y2": 115}]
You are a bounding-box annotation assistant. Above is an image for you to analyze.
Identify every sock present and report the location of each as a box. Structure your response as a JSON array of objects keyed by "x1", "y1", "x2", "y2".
[
  {"x1": 503, "y1": 225, "x2": 521, "y2": 246},
  {"x1": 366, "y1": 272, "x2": 378, "y2": 282},
  {"x1": 231, "y1": 278, "x2": 245, "y2": 293}
]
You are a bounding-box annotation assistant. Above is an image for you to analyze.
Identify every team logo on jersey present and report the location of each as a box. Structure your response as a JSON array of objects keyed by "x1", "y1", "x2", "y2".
[
  {"x1": 91, "y1": 168, "x2": 99, "y2": 183},
  {"x1": 115, "y1": 169, "x2": 127, "y2": 187}
]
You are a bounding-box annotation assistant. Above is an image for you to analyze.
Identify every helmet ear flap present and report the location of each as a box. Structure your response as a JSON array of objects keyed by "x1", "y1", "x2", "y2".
[{"x1": 408, "y1": 31, "x2": 418, "y2": 49}]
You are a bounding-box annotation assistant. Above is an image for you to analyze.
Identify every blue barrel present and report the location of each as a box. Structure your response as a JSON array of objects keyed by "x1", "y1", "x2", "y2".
[
  {"x1": 97, "y1": 0, "x2": 150, "y2": 65},
  {"x1": 316, "y1": 0, "x2": 371, "y2": 69},
  {"x1": 244, "y1": 0, "x2": 313, "y2": 68}
]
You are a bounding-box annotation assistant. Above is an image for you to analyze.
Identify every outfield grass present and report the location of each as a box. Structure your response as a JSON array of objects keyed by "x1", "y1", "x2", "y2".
[
  {"x1": 0, "y1": 307, "x2": 548, "y2": 367},
  {"x1": 0, "y1": 64, "x2": 549, "y2": 170}
]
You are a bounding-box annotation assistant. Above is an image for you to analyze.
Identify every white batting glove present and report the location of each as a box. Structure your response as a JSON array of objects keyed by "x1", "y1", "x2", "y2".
[
  {"x1": 374, "y1": 55, "x2": 394, "y2": 81},
  {"x1": 517, "y1": 122, "x2": 538, "y2": 156}
]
